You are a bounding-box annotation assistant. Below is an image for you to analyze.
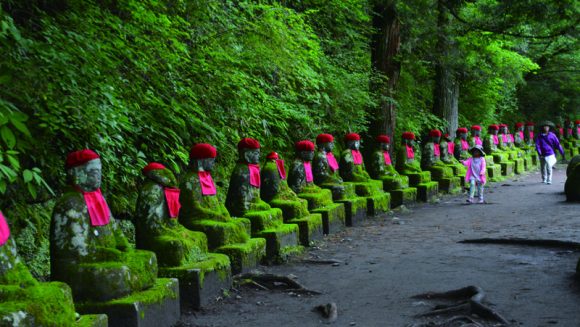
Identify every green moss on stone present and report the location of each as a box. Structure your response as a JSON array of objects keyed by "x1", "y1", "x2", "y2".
[
  {"x1": 75, "y1": 314, "x2": 108, "y2": 327},
  {"x1": 79, "y1": 278, "x2": 178, "y2": 309}
]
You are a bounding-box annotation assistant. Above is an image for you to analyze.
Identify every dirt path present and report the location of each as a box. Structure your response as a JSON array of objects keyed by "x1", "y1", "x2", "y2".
[{"x1": 179, "y1": 165, "x2": 580, "y2": 327}]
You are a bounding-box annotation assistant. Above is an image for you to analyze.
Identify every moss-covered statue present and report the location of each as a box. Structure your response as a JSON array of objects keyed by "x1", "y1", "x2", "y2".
[
  {"x1": 556, "y1": 124, "x2": 565, "y2": 140},
  {"x1": 565, "y1": 120, "x2": 574, "y2": 139},
  {"x1": 395, "y1": 132, "x2": 439, "y2": 201},
  {"x1": 498, "y1": 124, "x2": 513, "y2": 150},
  {"x1": 422, "y1": 129, "x2": 460, "y2": 193},
  {"x1": 313, "y1": 133, "x2": 367, "y2": 225},
  {"x1": 288, "y1": 140, "x2": 346, "y2": 234},
  {"x1": 51, "y1": 149, "x2": 157, "y2": 302},
  {"x1": 468, "y1": 125, "x2": 483, "y2": 148},
  {"x1": 225, "y1": 138, "x2": 301, "y2": 261},
  {"x1": 565, "y1": 155, "x2": 580, "y2": 202},
  {"x1": 179, "y1": 143, "x2": 265, "y2": 274},
  {"x1": 524, "y1": 122, "x2": 535, "y2": 145},
  {"x1": 338, "y1": 132, "x2": 390, "y2": 215},
  {"x1": 453, "y1": 127, "x2": 470, "y2": 161},
  {"x1": 440, "y1": 133, "x2": 467, "y2": 177},
  {"x1": 368, "y1": 135, "x2": 417, "y2": 207},
  {"x1": 1, "y1": 211, "x2": 106, "y2": 326},
  {"x1": 514, "y1": 122, "x2": 526, "y2": 148},
  {"x1": 574, "y1": 120, "x2": 580, "y2": 140},
  {"x1": 483, "y1": 124, "x2": 500, "y2": 155},
  {"x1": 135, "y1": 162, "x2": 231, "y2": 308},
  {"x1": 261, "y1": 152, "x2": 323, "y2": 246}
]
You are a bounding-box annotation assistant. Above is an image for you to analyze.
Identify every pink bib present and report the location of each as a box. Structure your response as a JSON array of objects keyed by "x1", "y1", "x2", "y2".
[
  {"x1": 433, "y1": 144, "x2": 440, "y2": 157},
  {"x1": 447, "y1": 142, "x2": 455, "y2": 155},
  {"x1": 568, "y1": 128, "x2": 573, "y2": 136},
  {"x1": 0, "y1": 211, "x2": 10, "y2": 246},
  {"x1": 577, "y1": 127, "x2": 580, "y2": 134},
  {"x1": 326, "y1": 153, "x2": 339, "y2": 171},
  {"x1": 475, "y1": 136, "x2": 482, "y2": 146},
  {"x1": 248, "y1": 164, "x2": 261, "y2": 188},
  {"x1": 501, "y1": 134, "x2": 508, "y2": 143},
  {"x1": 530, "y1": 131, "x2": 535, "y2": 139},
  {"x1": 405, "y1": 145, "x2": 415, "y2": 159},
  {"x1": 518, "y1": 131, "x2": 524, "y2": 140},
  {"x1": 558, "y1": 129, "x2": 562, "y2": 137},
  {"x1": 461, "y1": 139, "x2": 469, "y2": 151},
  {"x1": 163, "y1": 188, "x2": 181, "y2": 218},
  {"x1": 383, "y1": 152, "x2": 392, "y2": 165},
  {"x1": 509, "y1": 134, "x2": 514, "y2": 142},
  {"x1": 198, "y1": 171, "x2": 217, "y2": 196},
  {"x1": 82, "y1": 189, "x2": 111, "y2": 227},
  {"x1": 275, "y1": 159, "x2": 286, "y2": 180},
  {"x1": 303, "y1": 161, "x2": 314, "y2": 183},
  {"x1": 351, "y1": 150, "x2": 363, "y2": 165},
  {"x1": 492, "y1": 135, "x2": 499, "y2": 145}
]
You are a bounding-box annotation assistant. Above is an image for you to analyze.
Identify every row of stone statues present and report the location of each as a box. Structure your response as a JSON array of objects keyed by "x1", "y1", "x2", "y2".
[{"x1": 0, "y1": 124, "x2": 549, "y2": 326}]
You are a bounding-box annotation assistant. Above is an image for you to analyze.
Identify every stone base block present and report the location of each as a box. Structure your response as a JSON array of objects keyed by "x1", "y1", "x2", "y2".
[
  {"x1": 159, "y1": 254, "x2": 231, "y2": 310},
  {"x1": 365, "y1": 192, "x2": 391, "y2": 216},
  {"x1": 311, "y1": 203, "x2": 346, "y2": 235},
  {"x1": 288, "y1": 213, "x2": 324, "y2": 246},
  {"x1": 187, "y1": 218, "x2": 251, "y2": 251},
  {"x1": 438, "y1": 177, "x2": 462, "y2": 194},
  {"x1": 523, "y1": 156, "x2": 534, "y2": 171},
  {"x1": 416, "y1": 182, "x2": 439, "y2": 202},
  {"x1": 514, "y1": 158, "x2": 525, "y2": 174},
  {"x1": 406, "y1": 171, "x2": 433, "y2": 186},
  {"x1": 255, "y1": 224, "x2": 302, "y2": 263},
  {"x1": 298, "y1": 189, "x2": 334, "y2": 211},
  {"x1": 336, "y1": 197, "x2": 367, "y2": 227},
  {"x1": 76, "y1": 314, "x2": 108, "y2": 327},
  {"x1": 487, "y1": 165, "x2": 503, "y2": 182},
  {"x1": 77, "y1": 278, "x2": 180, "y2": 327},
  {"x1": 530, "y1": 153, "x2": 539, "y2": 165},
  {"x1": 500, "y1": 161, "x2": 515, "y2": 176},
  {"x1": 217, "y1": 238, "x2": 266, "y2": 274},
  {"x1": 390, "y1": 188, "x2": 417, "y2": 208}
]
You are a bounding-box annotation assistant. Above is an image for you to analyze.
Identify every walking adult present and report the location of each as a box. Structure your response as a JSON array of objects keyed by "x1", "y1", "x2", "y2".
[{"x1": 535, "y1": 121, "x2": 565, "y2": 184}]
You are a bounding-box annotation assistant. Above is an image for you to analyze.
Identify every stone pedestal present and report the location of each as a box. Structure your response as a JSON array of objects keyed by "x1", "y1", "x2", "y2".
[{"x1": 77, "y1": 278, "x2": 180, "y2": 327}]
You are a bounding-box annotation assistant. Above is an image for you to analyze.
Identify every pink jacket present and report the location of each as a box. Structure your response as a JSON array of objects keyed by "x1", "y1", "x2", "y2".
[{"x1": 462, "y1": 157, "x2": 486, "y2": 184}]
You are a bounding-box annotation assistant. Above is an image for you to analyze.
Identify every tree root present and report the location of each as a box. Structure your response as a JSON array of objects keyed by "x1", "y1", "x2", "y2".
[
  {"x1": 459, "y1": 238, "x2": 580, "y2": 249},
  {"x1": 301, "y1": 258, "x2": 343, "y2": 265},
  {"x1": 235, "y1": 273, "x2": 322, "y2": 295},
  {"x1": 412, "y1": 286, "x2": 510, "y2": 326}
]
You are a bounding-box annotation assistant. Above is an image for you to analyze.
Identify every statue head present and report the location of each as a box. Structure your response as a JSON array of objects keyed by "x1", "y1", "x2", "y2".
[
  {"x1": 470, "y1": 125, "x2": 481, "y2": 137},
  {"x1": 565, "y1": 119, "x2": 573, "y2": 128},
  {"x1": 66, "y1": 149, "x2": 102, "y2": 192},
  {"x1": 498, "y1": 124, "x2": 507, "y2": 134},
  {"x1": 442, "y1": 133, "x2": 452, "y2": 142},
  {"x1": 376, "y1": 135, "x2": 390, "y2": 151},
  {"x1": 515, "y1": 122, "x2": 524, "y2": 132},
  {"x1": 237, "y1": 138, "x2": 261, "y2": 164},
  {"x1": 316, "y1": 134, "x2": 335, "y2": 152},
  {"x1": 190, "y1": 143, "x2": 217, "y2": 172},
  {"x1": 488, "y1": 125, "x2": 499, "y2": 135},
  {"x1": 344, "y1": 133, "x2": 361, "y2": 150},
  {"x1": 402, "y1": 132, "x2": 416, "y2": 146},
  {"x1": 429, "y1": 129, "x2": 442, "y2": 143},
  {"x1": 142, "y1": 162, "x2": 177, "y2": 187},
  {"x1": 455, "y1": 128, "x2": 468, "y2": 140},
  {"x1": 575, "y1": 119, "x2": 580, "y2": 128},
  {"x1": 295, "y1": 140, "x2": 315, "y2": 161},
  {"x1": 525, "y1": 122, "x2": 534, "y2": 132}
]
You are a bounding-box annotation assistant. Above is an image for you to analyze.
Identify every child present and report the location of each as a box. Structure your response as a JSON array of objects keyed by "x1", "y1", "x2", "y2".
[{"x1": 462, "y1": 145, "x2": 487, "y2": 203}]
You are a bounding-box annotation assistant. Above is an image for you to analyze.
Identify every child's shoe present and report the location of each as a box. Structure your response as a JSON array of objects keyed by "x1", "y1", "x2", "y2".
[
  {"x1": 478, "y1": 198, "x2": 484, "y2": 204},
  {"x1": 466, "y1": 197, "x2": 474, "y2": 203}
]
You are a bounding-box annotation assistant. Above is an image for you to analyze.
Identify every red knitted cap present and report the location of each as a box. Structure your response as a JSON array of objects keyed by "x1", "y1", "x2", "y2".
[
  {"x1": 266, "y1": 152, "x2": 279, "y2": 160},
  {"x1": 489, "y1": 124, "x2": 499, "y2": 130},
  {"x1": 471, "y1": 125, "x2": 481, "y2": 131},
  {"x1": 429, "y1": 129, "x2": 442, "y2": 137},
  {"x1": 575, "y1": 120, "x2": 580, "y2": 125},
  {"x1": 316, "y1": 133, "x2": 334, "y2": 144},
  {"x1": 295, "y1": 140, "x2": 315, "y2": 151},
  {"x1": 525, "y1": 122, "x2": 534, "y2": 126},
  {"x1": 515, "y1": 122, "x2": 524, "y2": 128},
  {"x1": 66, "y1": 149, "x2": 100, "y2": 169},
  {"x1": 237, "y1": 138, "x2": 260, "y2": 150},
  {"x1": 498, "y1": 124, "x2": 508, "y2": 128},
  {"x1": 344, "y1": 133, "x2": 361, "y2": 141},
  {"x1": 402, "y1": 132, "x2": 415, "y2": 140},
  {"x1": 376, "y1": 135, "x2": 390, "y2": 144},
  {"x1": 142, "y1": 162, "x2": 166, "y2": 175},
  {"x1": 190, "y1": 143, "x2": 217, "y2": 159},
  {"x1": 456, "y1": 128, "x2": 468, "y2": 134}
]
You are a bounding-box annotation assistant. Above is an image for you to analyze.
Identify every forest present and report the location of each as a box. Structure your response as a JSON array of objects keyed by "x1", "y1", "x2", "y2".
[{"x1": 0, "y1": 0, "x2": 578, "y2": 279}]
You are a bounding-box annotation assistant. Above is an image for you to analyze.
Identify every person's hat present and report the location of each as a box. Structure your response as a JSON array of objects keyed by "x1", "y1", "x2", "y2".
[
  {"x1": 469, "y1": 145, "x2": 486, "y2": 156},
  {"x1": 538, "y1": 121, "x2": 555, "y2": 128}
]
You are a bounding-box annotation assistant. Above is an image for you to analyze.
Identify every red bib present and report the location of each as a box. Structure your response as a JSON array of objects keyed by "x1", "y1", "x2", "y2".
[
  {"x1": 0, "y1": 211, "x2": 10, "y2": 246},
  {"x1": 461, "y1": 139, "x2": 469, "y2": 151},
  {"x1": 275, "y1": 159, "x2": 286, "y2": 180},
  {"x1": 492, "y1": 135, "x2": 499, "y2": 145},
  {"x1": 351, "y1": 150, "x2": 363, "y2": 165},
  {"x1": 82, "y1": 189, "x2": 111, "y2": 227},
  {"x1": 303, "y1": 161, "x2": 313, "y2": 183},
  {"x1": 163, "y1": 188, "x2": 181, "y2": 218},
  {"x1": 475, "y1": 136, "x2": 482, "y2": 146},
  {"x1": 198, "y1": 171, "x2": 216, "y2": 196},
  {"x1": 447, "y1": 142, "x2": 455, "y2": 155},
  {"x1": 405, "y1": 145, "x2": 415, "y2": 159},
  {"x1": 383, "y1": 152, "x2": 392, "y2": 165},
  {"x1": 326, "y1": 153, "x2": 339, "y2": 171},
  {"x1": 433, "y1": 144, "x2": 440, "y2": 157},
  {"x1": 248, "y1": 164, "x2": 261, "y2": 188}
]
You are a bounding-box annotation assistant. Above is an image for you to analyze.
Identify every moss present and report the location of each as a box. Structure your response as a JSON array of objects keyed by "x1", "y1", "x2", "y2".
[
  {"x1": 565, "y1": 162, "x2": 580, "y2": 202},
  {"x1": 269, "y1": 198, "x2": 310, "y2": 221},
  {"x1": 0, "y1": 281, "x2": 77, "y2": 327},
  {"x1": 159, "y1": 252, "x2": 231, "y2": 285},
  {"x1": 217, "y1": 238, "x2": 266, "y2": 273},
  {"x1": 187, "y1": 219, "x2": 249, "y2": 250},
  {"x1": 416, "y1": 182, "x2": 439, "y2": 202},
  {"x1": 298, "y1": 188, "x2": 334, "y2": 209},
  {"x1": 288, "y1": 213, "x2": 323, "y2": 246},
  {"x1": 243, "y1": 207, "x2": 285, "y2": 235},
  {"x1": 390, "y1": 187, "x2": 417, "y2": 208},
  {"x1": 75, "y1": 314, "x2": 108, "y2": 327}
]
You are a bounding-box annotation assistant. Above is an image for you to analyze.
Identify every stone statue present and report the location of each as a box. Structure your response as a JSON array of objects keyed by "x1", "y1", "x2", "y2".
[
  {"x1": 514, "y1": 122, "x2": 526, "y2": 148},
  {"x1": 575, "y1": 120, "x2": 580, "y2": 140},
  {"x1": 440, "y1": 133, "x2": 467, "y2": 177},
  {"x1": 225, "y1": 138, "x2": 300, "y2": 261},
  {"x1": 421, "y1": 129, "x2": 453, "y2": 177},
  {"x1": 483, "y1": 124, "x2": 500, "y2": 155},
  {"x1": 396, "y1": 132, "x2": 438, "y2": 200},
  {"x1": 468, "y1": 125, "x2": 483, "y2": 148},
  {"x1": 368, "y1": 135, "x2": 407, "y2": 189},
  {"x1": 135, "y1": 162, "x2": 231, "y2": 308},
  {"x1": 565, "y1": 120, "x2": 574, "y2": 139},
  {"x1": 498, "y1": 124, "x2": 513, "y2": 150},
  {"x1": 556, "y1": 124, "x2": 565, "y2": 139},
  {"x1": 339, "y1": 133, "x2": 371, "y2": 182},
  {"x1": 179, "y1": 143, "x2": 265, "y2": 274},
  {"x1": 525, "y1": 122, "x2": 535, "y2": 145},
  {"x1": 261, "y1": 151, "x2": 323, "y2": 245},
  {"x1": 1, "y1": 211, "x2": 102, "y2": 325},
  {"x1": 453, "y1": 127, "x2": 470, "y2": 161},
  {"x1": 51, "y1": 149, "x2": 157, "y2": 302},
  {"x1": 288, "y1": 140, "x2": 346, "y2": 234}
]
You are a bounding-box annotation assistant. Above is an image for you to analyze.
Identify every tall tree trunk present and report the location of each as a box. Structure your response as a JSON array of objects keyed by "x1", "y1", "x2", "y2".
[
  {"x1": 368, "y1": 0, "x2": 400, "y2": 151},
  {"x1": 433, "y1": 0, "x2": 458, "y2": 135}
]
